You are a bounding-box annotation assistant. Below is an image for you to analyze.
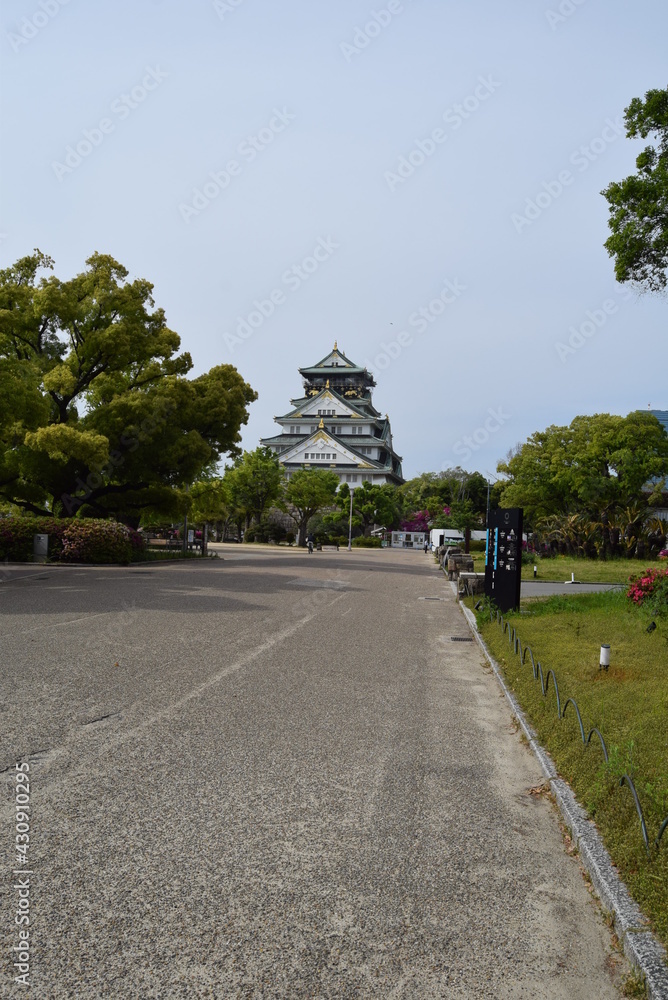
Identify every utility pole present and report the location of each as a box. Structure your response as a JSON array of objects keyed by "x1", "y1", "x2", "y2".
[{"x1": 347, "y1": 488, "x2": 355, "y2": 551}]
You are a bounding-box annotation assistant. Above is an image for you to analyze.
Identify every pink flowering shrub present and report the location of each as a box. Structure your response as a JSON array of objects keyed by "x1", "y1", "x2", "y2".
[
  {"x1": 0, "y1": 517, "x2": 146, "y2": 564},
  {"x1": 60, "y1": 520, "x2": 144, "y2": 564},
  {"x1": 401, "y1": 509, "x2": 430, "y2": 532},
  {"x1": 626, "y1": 567, "x2": 668, "y2": 617}
]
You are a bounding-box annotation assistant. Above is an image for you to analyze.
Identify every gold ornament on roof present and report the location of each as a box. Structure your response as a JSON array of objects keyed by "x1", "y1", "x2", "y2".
[
  {"x1": 318, "y1": 418, "x2": 324, "y2": 429},
  {"x1": 334, "y1": 340, "x2": 338, "y2": 350},
  {"x1": 326, "y1": 379, "x2": 330, "y2": 388}
]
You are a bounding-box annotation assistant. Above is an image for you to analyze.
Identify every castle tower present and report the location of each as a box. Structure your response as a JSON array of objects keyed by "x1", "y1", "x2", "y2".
[{"x1": 260, "y1": 344, "x2": 404, "y2": 486}]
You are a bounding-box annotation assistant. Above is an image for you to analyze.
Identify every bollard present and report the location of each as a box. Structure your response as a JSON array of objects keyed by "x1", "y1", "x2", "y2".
[{"x1": 600, "y1": 644, "x2": 610, "y2": 671}]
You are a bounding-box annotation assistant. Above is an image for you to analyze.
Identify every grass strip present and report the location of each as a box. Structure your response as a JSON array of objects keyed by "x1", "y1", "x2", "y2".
[
  {"x1": 469, "y1": 553, "x2": 668, "y2": 583},
  {"x1": 473, "y1": 588, "x2": 668, "y2": 949}
]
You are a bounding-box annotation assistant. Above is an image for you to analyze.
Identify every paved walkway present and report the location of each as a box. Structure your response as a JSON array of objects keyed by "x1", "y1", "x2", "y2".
[{"x1": 0, "y1": 550, "x2": 626, "y2": 997}]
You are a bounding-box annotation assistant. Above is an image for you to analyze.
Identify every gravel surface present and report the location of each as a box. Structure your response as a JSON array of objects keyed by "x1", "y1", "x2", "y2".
[{"x1": 0, "y1": 550, "x2": 627, "y2": 997}]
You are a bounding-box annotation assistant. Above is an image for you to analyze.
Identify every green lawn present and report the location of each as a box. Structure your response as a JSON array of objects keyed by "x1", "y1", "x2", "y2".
[
  {"x1": 469, "y1": 552, "x2": 667, "y2": 584},
  {"x1": 473, "y1": 589, "x2": 668, "y2": 950}
]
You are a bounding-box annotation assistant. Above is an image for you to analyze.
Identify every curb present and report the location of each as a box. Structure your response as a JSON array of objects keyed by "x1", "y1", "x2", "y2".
[{"x1": 456, "y1": 593, "x2": 668, "y2": 999}]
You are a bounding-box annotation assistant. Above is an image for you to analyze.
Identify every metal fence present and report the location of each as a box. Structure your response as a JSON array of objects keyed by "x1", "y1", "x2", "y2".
[{"x1": 489, "y1": 609, "x2": 667, "y2": 860}]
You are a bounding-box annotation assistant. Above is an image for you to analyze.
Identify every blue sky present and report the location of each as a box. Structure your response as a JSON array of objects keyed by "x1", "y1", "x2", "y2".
[{"x1": 2, "y1": 0, "x2": 667, "y2": 481}]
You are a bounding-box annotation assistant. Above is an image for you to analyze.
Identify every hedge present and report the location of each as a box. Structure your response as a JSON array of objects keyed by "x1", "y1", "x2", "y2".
[{"x1": 0, "y1": 517, "x2": 146, "y2": 564}]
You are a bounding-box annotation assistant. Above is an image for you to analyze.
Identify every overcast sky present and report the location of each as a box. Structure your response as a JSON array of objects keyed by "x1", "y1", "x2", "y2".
[{"x1": 2, "y1": 0, "x2": 666, "y2": 482}]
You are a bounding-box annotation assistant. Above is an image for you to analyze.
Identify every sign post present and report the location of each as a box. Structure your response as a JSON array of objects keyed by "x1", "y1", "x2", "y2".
[{"x1": 485, "y1": 508, "x2": 523, "y2": 613}]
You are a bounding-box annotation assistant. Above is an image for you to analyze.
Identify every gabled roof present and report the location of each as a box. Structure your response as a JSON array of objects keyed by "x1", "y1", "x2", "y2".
[
  {"x1": 278, "y1": 386, "x2": 377, "y2": 421},
  {"x1": 300, "y1": 342, "x2": 361, "y2": 372},
  {"x1": 278, "y1": 428, "x2": 375, "y2": 468}
]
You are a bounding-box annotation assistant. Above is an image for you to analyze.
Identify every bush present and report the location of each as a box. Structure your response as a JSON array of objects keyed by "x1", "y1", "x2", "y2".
[
  {"x1": 468, "y1": 539, "x2": 486, "y2": 552},
  {"x1": 0, "y1": 517, "x2": 67, "y2": 561},
  {"x1": 352, "y1": 536, "x2": 382, "y2": 548},
  {"x1": 627, "y1": 567, "x2": 668, "y2": 618},
  {"x1": 0, "y1": 516, "x2": 146, "y2": 564},
  {"x1": 285, "y1": 531, "x2": 295, "y2": 545},
  {"x1": 334, "y1": 536, "x2": 348, "y2": 548}
]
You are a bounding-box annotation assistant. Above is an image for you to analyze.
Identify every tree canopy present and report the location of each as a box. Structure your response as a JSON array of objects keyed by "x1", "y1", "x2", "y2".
[
  {"x1": 224, "y1": 447, "x2": 284, "y2": 530},
  {"x1": 335, "y1": 481, "x2": 401, "y2": 535},
  {"x1": 602, "y1": 87, "x2": 668, "y2": 293},
  {"x1": 496, "y1": 412, "x2": 668, "y2": 525},
  {"x1": 283, "y1": 468, "x2": 340, "y2": 545},
  {"x1": 0, "y1": 251, "x2": 256, "y2": 524}
]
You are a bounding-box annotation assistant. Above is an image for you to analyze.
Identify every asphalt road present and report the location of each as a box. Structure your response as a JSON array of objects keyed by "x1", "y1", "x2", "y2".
[{"x1": 0, "y1": 549, "x2": 626, "y2": 998}]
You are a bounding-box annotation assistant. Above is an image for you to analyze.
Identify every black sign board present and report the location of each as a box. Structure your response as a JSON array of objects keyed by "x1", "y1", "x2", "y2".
[{"x1": 485, "y1": 508, "x2": 523, "y2": 613}]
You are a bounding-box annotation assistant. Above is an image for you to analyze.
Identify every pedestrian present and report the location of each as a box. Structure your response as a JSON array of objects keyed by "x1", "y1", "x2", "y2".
[
  {"x1": 307, "y1": 534, "x2": 314, "y2": 554},
  {"x1": 424, "y1": 538, "x2": 429, "y2": 554}
]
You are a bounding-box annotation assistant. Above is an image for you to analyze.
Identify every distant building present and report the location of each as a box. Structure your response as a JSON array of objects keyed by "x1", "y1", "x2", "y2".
[
  {"x1": 650, "y1": 410, "x2": 668, "y2": 437},
  {"x1": 260, "y1": 344, "x2": 404, "y2": 487}
]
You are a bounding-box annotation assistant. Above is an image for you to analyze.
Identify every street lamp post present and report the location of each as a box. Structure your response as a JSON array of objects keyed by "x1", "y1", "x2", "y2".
[{"x1": 347, "y1": 488, "x2": 355, "y2": 552}]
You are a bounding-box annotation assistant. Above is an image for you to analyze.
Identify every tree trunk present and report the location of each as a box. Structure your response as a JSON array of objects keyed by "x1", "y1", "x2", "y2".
[
  {"x1": 464, "y1": 526, "x2": 471, "y2": 554},
  {"x1": 600, "y1": 513, "x2": 610, "y2": 561}
]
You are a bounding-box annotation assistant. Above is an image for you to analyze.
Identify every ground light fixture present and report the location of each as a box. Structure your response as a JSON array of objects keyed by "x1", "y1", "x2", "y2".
[{"x1": 600, "y1": 644, "x2": 610, "y2": 671}]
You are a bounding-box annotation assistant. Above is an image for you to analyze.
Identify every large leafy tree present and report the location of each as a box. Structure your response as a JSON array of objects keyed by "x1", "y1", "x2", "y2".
[
  {"x1": 602, "y1": 87, "x2": 668, "y2": 292},
  {"x1": 400, "y1": 468, "x2": 489, "y2": 526},
  {"x1": 335, "y1": 481, "x2": 400, "y2": 535},
  {"x1": 0, "y1": 251, "x2": 256, "y2": 523},
  {"x1": 224, "y1": 447, "x2": 284, "y2": 535},
  {"x1": 283, "y1": 468, "x2": 339, "y2": 546},
  {"x1": 496, "y1": 412, "x2": 668, "y2": 526}
]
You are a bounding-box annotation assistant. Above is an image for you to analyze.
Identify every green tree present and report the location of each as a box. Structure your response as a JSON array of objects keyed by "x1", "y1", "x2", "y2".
[
  {"x1": 283, "y1": 468, "x2": 339, "y2": 546},
  {"x1": 496, "y1": 412, "x2": 668, "y2": 529},
  {"x1": 433, "y1": 498, "x2": 480, "y2": 553},
  {"x1": 224, "y1": 447, "x2": 284, "y2": 537},
  {"x1": 336, "y1": 481, "x2": 400, "y2": 535},
  {"x1": 0, "y1": 251, "x2": 256, "y2": 524},
  {"x1": 400, "y1": 468, "x2": 489, "y2": 526},
  {"x1": 189, "y1": 478, "x2": 239, "y2": 540},
  {"x1": 602, "y1": 87, "x2": 668, "y2": 292}
]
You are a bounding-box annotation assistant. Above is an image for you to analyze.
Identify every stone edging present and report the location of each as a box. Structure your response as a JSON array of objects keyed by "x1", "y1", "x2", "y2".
[{"x1": 456, "y1": 591, "x2": 668, "y2": 999}]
